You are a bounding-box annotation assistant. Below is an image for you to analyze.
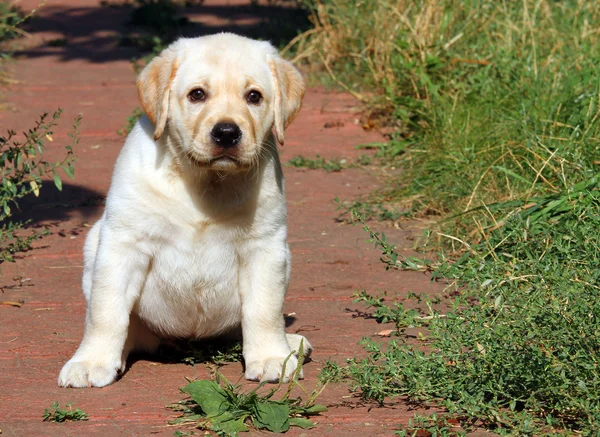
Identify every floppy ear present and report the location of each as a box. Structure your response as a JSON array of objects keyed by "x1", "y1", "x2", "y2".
[
  {"x1": 136, "y1": 48, "x2": 179, "y2": 141},
  {"x1": 269, "y1": 56, "x2": 306, "y2": 146}
]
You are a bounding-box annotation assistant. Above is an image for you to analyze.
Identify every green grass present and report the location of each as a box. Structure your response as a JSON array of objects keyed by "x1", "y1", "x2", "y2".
[
  {"x1": 323, "y1": 182, "x2": 600, "y2": 435},
  {"x1": 295, "y1": 1, "x2": 600, "y2": 435}
]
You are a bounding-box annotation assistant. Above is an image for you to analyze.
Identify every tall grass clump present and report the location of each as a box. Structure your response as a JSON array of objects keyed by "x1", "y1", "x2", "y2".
[{"x1": 291, "y1": 1, "x2": 600, "y2": 226}]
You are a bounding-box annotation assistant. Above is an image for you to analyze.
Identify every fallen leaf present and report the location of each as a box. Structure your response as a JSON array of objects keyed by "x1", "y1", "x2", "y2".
[{"x1": 376, "y1": 329, "x2": 394, "y2": 337}]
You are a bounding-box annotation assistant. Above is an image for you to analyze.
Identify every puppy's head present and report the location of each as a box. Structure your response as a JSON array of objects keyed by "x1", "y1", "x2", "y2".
[{"x1": 136, "y1": 33, "x2": 305, "y2": 172}]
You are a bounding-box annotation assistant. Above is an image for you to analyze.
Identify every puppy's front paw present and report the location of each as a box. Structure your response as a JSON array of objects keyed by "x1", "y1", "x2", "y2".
[
  {"x1": 245, "y1": 354, "x2": 302, "y2": 383},
  {"x1": 58, "y1": 356, "x2": 125, "y2": 388}
]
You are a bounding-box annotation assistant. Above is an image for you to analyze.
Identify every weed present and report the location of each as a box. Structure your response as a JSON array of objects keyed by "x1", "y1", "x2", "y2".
[
  {"x1": 0, "y1": 1, "x2": 46, "y2": 85},
  {"x1": 334, "y1": 196, "x2": 409, "y2": 223},
  {"x1": 0, "y1": 3, "x2": 24, "y2": 42},
  {"x1": 173, "y1": 431, "x2": 195, "y2": 437},
  {"x1": 117, "y1": 107, "x2": 144, "y2": 136},
  {"x1": 287, "y1": 155, "x2": 343, "y2": 172},
  {"x1": 353, "y1": 290, "x2": 423, "y2": 331},
  {"x1": 396, "y1": 414, "x2": 467, "y2": 437},
  {"x1": 0, "y1": 110, "x2": 79, "y2": 266},
  {"x1": 351, "y1": 209, "x2": 433, "y2": 272},
  {"x1": 169, "y1": 344, "x2": 327, "y2": 436},
  {"x1": 42, "y1": 401, "x2": 88, "y2": 422},
  {"x1": 0, "y1": 1, "x2": 45, "y2": 42}
]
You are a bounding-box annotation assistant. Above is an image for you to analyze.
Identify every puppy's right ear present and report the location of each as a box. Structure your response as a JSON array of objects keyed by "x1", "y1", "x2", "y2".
[{"x1": 136, "y1": 48, "x2": 179, "y2": 141}]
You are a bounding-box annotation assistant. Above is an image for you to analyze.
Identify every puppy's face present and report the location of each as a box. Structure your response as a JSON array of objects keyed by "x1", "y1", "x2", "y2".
[{"x1": 136, "y1": 34, "x2": 305, "y2": 172}]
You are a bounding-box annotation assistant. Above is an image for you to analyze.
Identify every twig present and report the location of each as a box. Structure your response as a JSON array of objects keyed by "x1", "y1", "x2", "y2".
[
  {"x1": 0, "y1": 300, "x2": 24, "y2": 307},
  {"x1": 436, "y1": 233, "x2": 477, "y2": 255},
  {"x1": 525, "y1": 147, "x2": 558, "y2": 202}
]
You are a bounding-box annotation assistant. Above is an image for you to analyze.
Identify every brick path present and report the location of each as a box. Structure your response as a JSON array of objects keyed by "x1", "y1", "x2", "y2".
[{"x1": 0, "y1": 1, "x2": 446, "y2": 435}]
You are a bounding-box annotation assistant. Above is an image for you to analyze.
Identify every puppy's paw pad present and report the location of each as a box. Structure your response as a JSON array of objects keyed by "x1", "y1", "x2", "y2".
[
  {"x1": 58, "y1": 359, "x2": 122, "y2": 388},
  {"x1": 245, "y1": 355, "x2": 302, "y2": 383}
]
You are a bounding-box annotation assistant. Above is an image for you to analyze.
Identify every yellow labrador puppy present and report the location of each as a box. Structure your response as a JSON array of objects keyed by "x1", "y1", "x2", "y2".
[{"x1": 58, "y1": 33, "x2": 310, "y2": 388}]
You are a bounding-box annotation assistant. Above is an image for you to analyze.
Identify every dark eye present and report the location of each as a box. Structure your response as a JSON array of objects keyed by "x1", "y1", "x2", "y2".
[
  {"x1": 246, "y1": 90, "x2": 262, "y2": 104},
  {"x1": 188, "y1": 88, "x2": 206, "y2": 102}
]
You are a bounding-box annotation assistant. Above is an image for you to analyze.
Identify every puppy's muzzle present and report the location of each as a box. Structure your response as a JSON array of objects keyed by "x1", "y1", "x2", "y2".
[{"x1": 211, "y1": 122, "x2": 242, "y2": 148}]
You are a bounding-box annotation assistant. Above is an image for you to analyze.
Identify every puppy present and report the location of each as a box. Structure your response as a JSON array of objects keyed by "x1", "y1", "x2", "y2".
[{"x1": 58, "y1": 33, "x2": 310, "y2": 388}]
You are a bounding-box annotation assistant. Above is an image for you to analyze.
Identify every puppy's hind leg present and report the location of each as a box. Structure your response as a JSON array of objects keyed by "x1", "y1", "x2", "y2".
[
  {"x1": 125, "y1": 313, "x2": 161, "y2": 356},
  {"x1": 81, "y1": 218, "x2": 102, "y2": 304}
]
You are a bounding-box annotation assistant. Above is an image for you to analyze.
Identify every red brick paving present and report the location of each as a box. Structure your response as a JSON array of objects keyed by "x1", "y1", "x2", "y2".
[{"x1": 0, "y1": 1, "x2": 451, "y2": 436}]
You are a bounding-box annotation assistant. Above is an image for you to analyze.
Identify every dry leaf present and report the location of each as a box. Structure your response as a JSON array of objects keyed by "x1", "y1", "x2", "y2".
[{"x1": 376, "y1": 329, "x2": 394, "y2": 337}]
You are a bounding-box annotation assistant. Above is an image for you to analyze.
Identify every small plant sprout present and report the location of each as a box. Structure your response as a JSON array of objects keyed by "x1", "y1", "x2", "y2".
[{"x1": 42, "y1": 401, "x2": 88, "y2": 423}]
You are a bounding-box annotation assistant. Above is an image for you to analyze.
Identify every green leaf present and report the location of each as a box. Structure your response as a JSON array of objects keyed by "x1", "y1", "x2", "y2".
[
  {"x1": 253, "y1": 401, "x2": 290, "y2": 432},
  {"x1": 302, "y1": 404, "x2": 328, "y2": 415},
  {"x1": 492, "y1": 165, "x2": 531, "y2": 185},
  {"x1": 183, "y1": 380, "x2": 231, "y2": 417},
  {"x1": 62, "y1": 163, "x2": 74, "y2": 179},
  {"x1": 290, "y1": 417, "x2": 316, "y2": 429},
  {"x1": 167, "y1": 413, "x2": 206, "y2": 425},
  {"x1": 212, "y1": 413, "x2": 249, "y2": 434},
  {"x1": 53, "y1": 172, "x2": 63, "y2": 191}
]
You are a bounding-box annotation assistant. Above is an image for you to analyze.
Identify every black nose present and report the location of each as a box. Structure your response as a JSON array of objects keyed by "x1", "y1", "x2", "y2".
[{"x1": 211, "y1": 122, "x2": 242, "y2": 148}]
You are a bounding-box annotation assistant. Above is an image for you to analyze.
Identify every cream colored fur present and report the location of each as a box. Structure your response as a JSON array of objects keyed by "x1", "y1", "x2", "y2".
[{"x1": 58, "y1": 33, "x2": 310, "y2": 388}]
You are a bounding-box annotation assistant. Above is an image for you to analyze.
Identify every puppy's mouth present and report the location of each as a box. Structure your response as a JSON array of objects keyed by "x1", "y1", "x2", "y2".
[
  {"x1": 209, "y1": 156, "x2": 244, "y2": 170},
  {"x1": 187, "y1": 154, "x2": 249, "y2": 171}
]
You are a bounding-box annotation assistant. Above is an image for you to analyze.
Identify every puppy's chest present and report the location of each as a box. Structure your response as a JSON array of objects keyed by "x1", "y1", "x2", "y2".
[{"x1": 148, "y1": 226, "x2": 240, "y2": 292}]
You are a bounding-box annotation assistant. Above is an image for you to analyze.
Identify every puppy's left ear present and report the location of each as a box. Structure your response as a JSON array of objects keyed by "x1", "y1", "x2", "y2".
[
  {"x1": 269, "y1": 55, "x2": 306, "y2": 146},
  {"x1": 136, "y1": 47, "x2": 179, "y2": 141}
]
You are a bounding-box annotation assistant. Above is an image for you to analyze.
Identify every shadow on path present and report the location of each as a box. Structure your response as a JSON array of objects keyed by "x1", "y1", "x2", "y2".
[
  {"x1": 19, "y1": 0, "x2": 311, "y2": 63},
  {"x1": 11, "y1": 182, "x2": 105, "y2": 226}
]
